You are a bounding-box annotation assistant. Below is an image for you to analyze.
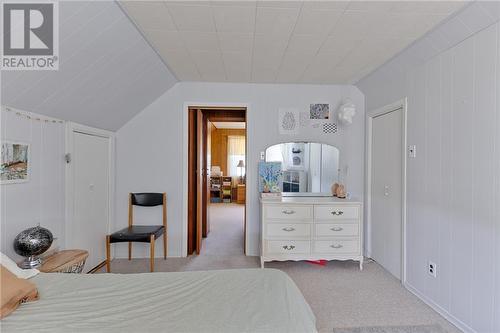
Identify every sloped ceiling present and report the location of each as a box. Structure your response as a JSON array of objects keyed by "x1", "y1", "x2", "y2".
[
  {"x1": 1, "y1": 1, "x2": 177, "y2": 131},
  {"x1": 120, "y1": 0, "x2": 468, "y2": 84}
]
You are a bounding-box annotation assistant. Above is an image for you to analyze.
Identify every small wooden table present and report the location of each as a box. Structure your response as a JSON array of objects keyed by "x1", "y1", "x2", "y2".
[
  {"x1": 40, "y1": 250, "x2": 89, "y2": 273},
  {"x1": 237, "y1": 184, "x2": 246, "y2": 204}
]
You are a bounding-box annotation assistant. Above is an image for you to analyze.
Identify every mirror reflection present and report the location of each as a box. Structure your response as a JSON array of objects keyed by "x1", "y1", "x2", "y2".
[{"x1": 265, "y1": 142, "x2": 339, "y2": 194}]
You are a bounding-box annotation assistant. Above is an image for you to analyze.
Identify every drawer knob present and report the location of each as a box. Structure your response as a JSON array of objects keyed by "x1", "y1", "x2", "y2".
[
  {"x1": 330, "y1": 244, "x2": 343, "y2": 249},
  {"x1": 282, "y1": 227, "x2": 295, "y2": 232},
  {"x1": 331, "y1": 210, "x2": 344, "y2": 216},
  {"x1": 282, "y1": 209, "x2": 296, "y2": 215},
  {"x1": 282, "y1": 245, "x2": 295, "y2": 250},
  {"x1": 330, "y1": 227, "x2": 343, "y2": 232}
]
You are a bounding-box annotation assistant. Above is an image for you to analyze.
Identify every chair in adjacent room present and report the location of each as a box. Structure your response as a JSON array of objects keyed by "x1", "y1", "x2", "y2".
[{"x1": 106, "y1": 192, "x2": 167, "y2": 272}]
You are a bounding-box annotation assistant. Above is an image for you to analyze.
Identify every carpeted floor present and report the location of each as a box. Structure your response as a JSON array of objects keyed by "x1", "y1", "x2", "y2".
[{"x1": 100, "y1": 204, "x2": 460, "y2": 333}]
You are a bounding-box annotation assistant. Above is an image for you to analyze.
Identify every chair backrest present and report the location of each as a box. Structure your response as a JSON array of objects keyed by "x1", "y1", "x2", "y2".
[
  {"x1": 129, "y1": 193, "x2": 167, "y2": 228},
  {"x1": 131, "y1": 193, "x2": 164, "y2": 207}
]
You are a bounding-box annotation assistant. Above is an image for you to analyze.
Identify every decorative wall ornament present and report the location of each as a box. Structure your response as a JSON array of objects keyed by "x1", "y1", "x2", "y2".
[
  {"x1": 337, "y1": 100, "x2": 356, "y2": 125},
  {"x1": 299, "y1": 112, "x2": 310, "y2": 127},
  {"x1": 278, "y1": 108, "x2": 299, "y2": 135},
  {"x1": 310, "y1": 103, "x2": 330, "y2": 120},
  {"x1": 322, "y1": 122, "x2": 338, "y2": 134},
  {"x1": 1, "y1": 141, "x2": 30, "y2": 184}
]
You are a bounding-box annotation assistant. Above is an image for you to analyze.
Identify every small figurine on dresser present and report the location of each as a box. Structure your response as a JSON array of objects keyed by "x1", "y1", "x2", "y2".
[
  {"x1": 336, "y1": 184, "x2": 347, "y2": 198},
  {"x1": 331, "y1": 168, "x2": 347, "y2": 199}
]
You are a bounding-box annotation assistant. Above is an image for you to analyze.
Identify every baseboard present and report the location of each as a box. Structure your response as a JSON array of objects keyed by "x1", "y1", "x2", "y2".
[
  {"x1": 404, "y1": 282, "x2": 476, "y2": 333},
  {"x1": 87, "y1": 260, "x2": 106, "y2": 274}
]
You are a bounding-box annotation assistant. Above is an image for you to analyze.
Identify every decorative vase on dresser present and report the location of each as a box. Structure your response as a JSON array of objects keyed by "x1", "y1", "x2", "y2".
[{"x1": 260, "y1": 196, "x2": 363, "y2": 269}]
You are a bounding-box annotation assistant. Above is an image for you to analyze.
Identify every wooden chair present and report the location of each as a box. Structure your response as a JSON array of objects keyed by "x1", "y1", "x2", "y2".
[{"x1": 106, "y1": 193, "x2": 167, "y2": 272}]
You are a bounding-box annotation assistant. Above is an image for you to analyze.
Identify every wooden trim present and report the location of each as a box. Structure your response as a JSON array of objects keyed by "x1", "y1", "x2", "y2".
[
  {"x1": 187, "y1": 110, "x2": 197, "y2": 255},
  {"x1": 87, "y1": 260, "x2": 106, "y2": 274},
  {"x1": 105, "y1": 235, "x2": 111, "y2": 273},
  {"x1": 128, "y1": 193, "x2": 133, "y2": 227},
  {"x1": 150, "y1": 234, "x2": 155, "y2": 272},
  {"x1": 163, "y1": 193, "x2": 167, "y2": 259}
]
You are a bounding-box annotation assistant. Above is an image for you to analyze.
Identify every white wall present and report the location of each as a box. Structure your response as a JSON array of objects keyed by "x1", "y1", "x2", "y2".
[
  {"x1": 115, "y1": 82, "x2": 365, "y2": 258},
  {"x1": 357, "y1": 22, "x2": 500, "y2": 333},
  {"x1": 1, "y1": 107, "x2": 66, "y2": 261}
]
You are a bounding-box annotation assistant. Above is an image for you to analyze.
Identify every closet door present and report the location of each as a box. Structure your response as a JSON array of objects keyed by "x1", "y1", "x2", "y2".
[
  {"x1": 69, "y1": 130, "x2": 110, "y2": 272},
  {"x1": 371, "y1": 108, "x2": 403, "y2": 280}
]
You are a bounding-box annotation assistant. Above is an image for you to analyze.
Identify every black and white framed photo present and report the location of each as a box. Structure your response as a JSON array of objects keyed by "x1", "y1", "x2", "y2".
[{"x1": 309, "y1": 103, "x2": 330, "y2": 120}]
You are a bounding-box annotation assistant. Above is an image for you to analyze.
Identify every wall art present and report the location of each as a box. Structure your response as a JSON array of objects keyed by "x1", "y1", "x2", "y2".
[
  {"x1": 310, "y1": 103, "x2": 330, "y2": 120},
  {"x1": 278, "y1": 108, "x2": 299, "y2": 135},
  {"x1": 1, "y1": 141, "x2": 30, "y2": 184}
]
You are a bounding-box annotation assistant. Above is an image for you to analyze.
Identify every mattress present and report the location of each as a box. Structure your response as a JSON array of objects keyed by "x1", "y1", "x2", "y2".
[{"x1": 2, "y1": 268, "x2": 316, "y2": 333}]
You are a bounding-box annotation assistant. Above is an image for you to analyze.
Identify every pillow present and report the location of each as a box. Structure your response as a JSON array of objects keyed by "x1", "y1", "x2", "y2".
[
  {"x1": 0, "y1": 252, "x2": 39, "y2": 279},
  {"x1": 0, "y1": 265, "x2": 39, "y2": 319}
]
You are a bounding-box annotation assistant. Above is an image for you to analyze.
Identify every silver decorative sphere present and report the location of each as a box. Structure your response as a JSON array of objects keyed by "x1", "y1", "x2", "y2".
[{"x1": 14, "y1": 226, "x2": 53, "y2": 268}]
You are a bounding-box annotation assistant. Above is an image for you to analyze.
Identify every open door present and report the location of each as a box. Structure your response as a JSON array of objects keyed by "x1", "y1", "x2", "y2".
[{"x1": 196, "y1": 109, "x2": 204, "y2": 254}]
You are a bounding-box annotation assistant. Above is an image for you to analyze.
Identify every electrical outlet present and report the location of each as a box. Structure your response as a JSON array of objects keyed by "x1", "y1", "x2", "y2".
[
  {"x1": 260, "y1": 151, "x2": 265, "y2": 160},
  {"x1": 428, "y1": 261, "x2": 437, "y2": 278},
  {"x1": 408, "y1": 145, "x2": 416, "y2": 158}
]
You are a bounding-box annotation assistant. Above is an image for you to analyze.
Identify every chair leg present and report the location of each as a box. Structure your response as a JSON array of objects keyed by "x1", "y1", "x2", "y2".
[
  {"x1": 150, "y1": 235, "x2": 155, "y2": 272},
  {"x1": 163, "y1": 233, "x2": 167, "y2": 260},
  {"x1": 106, "y1": 235, "x2": 111, "y2": 273},
  {"x1": 128, "y1": 242, "x2": 132, "y2": 260}
]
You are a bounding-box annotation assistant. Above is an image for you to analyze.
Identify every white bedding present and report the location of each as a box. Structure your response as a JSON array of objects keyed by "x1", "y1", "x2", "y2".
[{"x1": 2, "y1": 268, "x2": 316, "y2": 333}]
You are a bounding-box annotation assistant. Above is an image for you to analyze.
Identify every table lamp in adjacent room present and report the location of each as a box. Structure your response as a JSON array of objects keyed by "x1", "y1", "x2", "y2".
[{"x1": 237, "y1": 160, "x2": 245, "y2": 184}]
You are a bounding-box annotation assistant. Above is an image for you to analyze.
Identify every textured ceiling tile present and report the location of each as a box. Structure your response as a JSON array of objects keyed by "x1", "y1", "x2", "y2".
[
  {"x1": 190, "y1": 51, "x2": 227, "y2": 81},
  {"x1": 294, "y1": 9, "x2": 343, "y2": 35},
  {"x1": 166, "y1": 4, "x2": 216, "y2": 31},
  {"x1": 255, "y1": 6, "x2": 300, "y2": 35},
  {"x1": 181, "y1": 31, "x2": 220, "y2": 52},
  {"x1": 218, "y1": 33, "x2": 254, "y2": 53},
  {"x1": 121, "y1": 1, "x2": 176, "y2": 31},
  {"x1": 212, "y1": 5, "x2": 256, "y2": 33}
]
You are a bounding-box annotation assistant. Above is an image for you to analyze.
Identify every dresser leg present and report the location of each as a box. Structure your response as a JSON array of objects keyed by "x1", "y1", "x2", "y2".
[
  {"x1": 260, "y1": 257, "x2": 264, "y2": 269},
  {"x1": 359, "y1": 258, "x2": 364, "y2": 271}
]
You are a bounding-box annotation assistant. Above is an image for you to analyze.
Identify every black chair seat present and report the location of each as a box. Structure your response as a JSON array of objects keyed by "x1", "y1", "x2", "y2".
[{"x1": 110, "y1": 225, "x2": 165, "y2": 243}]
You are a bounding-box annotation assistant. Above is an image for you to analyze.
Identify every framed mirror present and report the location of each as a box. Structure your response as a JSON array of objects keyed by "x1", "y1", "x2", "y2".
[{"x1": 265, "y1": 142, "x2": 339, "y2": 196}]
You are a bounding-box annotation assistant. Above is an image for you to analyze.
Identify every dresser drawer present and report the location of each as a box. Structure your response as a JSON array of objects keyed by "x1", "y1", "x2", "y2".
[
  {"x1": 266, "y1": 223, "x2": 311, "y2": 238},
  {"x1": 315, "y1": 223, "x2": 359, "y2": 237},
  {"x1": 265, "y1": 205, "x2": 312, "y2": 221},
  {"x1": 266, "y1": 240, "x2": 310, "y2": 254},
  {"x1": 313, "y1": 239, "x2": 359, "y2": 254},
  {"x1": 314, "y1": 205, "x2": 359, "y2": 220}
]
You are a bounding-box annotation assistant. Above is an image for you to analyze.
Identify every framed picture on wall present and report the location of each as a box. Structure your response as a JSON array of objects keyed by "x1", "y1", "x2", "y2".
[
  {"x1": 310, "y1": 103, "x2": 330, "y2": 120},
  {"x1": 1, "y1": 141, "x2": 30, "y2": 184}
]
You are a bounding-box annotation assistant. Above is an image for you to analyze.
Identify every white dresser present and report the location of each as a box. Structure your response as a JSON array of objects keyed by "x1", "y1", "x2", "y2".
[{"x1": 260, "y1": 197, "x2": 363, "y2": 269}]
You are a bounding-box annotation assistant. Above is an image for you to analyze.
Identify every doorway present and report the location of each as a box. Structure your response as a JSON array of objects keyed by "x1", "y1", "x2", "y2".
[
  {"x1": 187, "y1": 107, "x2": 247, "y2": 256},
  {"x1": 367, "y1": 100, "x2": 407, "y2": 281}
]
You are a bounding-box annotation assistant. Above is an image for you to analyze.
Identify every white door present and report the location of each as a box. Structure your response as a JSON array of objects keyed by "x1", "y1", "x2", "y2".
[
  {"x1": 71, "y1": 131, "x2": 110, "y2": 272},
  {"x1": 371, "y1": 108, "x2": 403, "y2": 279}
]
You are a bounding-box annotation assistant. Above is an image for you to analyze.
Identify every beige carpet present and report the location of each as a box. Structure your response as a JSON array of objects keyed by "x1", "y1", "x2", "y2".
[{"x1": 100, "y1": 204, "x2": 460, "y2": 333}]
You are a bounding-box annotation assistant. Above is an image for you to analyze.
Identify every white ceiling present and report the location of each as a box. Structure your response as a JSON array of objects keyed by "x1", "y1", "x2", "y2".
[
  {"x1": 120, "y1": 0, "x2": 469, "y2": 84},
  {"x1": 212, "y1": 121, "x2": 246, "y2": 129},
  {"x1": 1, "y1": 1, "x2": 177, "y2": 131}
]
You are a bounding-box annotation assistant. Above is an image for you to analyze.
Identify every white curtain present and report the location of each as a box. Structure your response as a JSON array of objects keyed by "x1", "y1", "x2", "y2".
[{"x1": 227, "y1": 135, "x2": 245, "y2": 177}]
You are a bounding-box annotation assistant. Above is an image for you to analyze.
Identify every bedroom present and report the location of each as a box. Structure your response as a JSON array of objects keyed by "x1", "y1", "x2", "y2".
[{"x1": 1, "y1": 1, "x2": 499, "y2": 333}]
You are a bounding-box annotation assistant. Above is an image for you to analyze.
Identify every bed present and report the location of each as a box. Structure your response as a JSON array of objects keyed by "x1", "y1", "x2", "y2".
[{"x1": 2, "y1": 268, "x2": 316, "y2": 333}]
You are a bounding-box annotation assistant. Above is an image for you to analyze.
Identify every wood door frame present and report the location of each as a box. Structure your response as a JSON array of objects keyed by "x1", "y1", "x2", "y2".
[
  {"x1": 365, "y1": 98, "x2": 407, "y2": 283},
  {"x1": 184, "y1": 102, "x2": 249, "y2": 257},
  {"x1": 64, "y1": 122, "x2": 115, "y2": 272}
]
